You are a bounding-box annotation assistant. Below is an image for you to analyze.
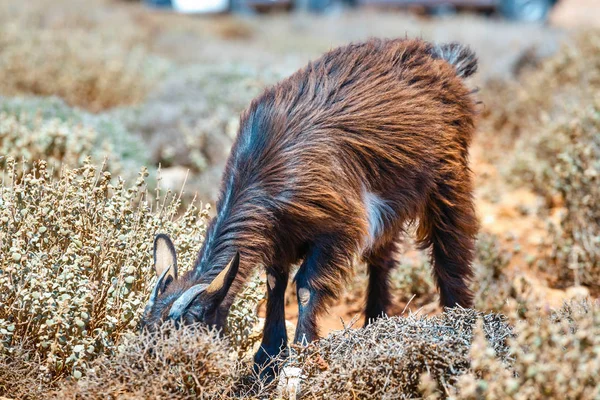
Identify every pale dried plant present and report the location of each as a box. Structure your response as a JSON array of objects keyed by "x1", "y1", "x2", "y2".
[
  {"x1": 0, "y1": 158, "x2": 264, "y2": 387},
  {"x1": 0, "y1": 112, "x2": 113, "y2": 179},
  {"x1": 539, "y1": 105, "x2": 600, "y2": 289},
  {"x1": 452, "y1": 300, "x2": 600, "y2": 400},
  {"x1": 53, "y1": 322, "x2": 241, "y2": 400}
]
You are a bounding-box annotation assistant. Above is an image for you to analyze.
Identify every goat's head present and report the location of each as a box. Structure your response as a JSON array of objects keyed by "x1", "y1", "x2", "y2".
[{"x1": 140, "y1": 234, "x2": 240, "y2": 333}]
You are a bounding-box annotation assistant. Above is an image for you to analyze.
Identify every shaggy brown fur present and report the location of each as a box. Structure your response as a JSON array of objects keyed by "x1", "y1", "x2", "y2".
[{"x1": 142, "y1": 37, "x2": 479, "y2": 377}]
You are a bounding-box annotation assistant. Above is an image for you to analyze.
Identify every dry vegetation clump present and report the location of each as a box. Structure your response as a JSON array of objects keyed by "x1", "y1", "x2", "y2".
[
  {"x1": 536, "y1": 106, "x2": 600, "y2": 289},
  {"x1": 1, "y1": 96, "x2": 150, "y2": 172},
  {"x1": 480, "y1": 31, "x2": 600, "y2": 150},
  {"x1": 0, "y1": 159, "x2": 264, "y2": 395},
  {"x1": 287, "y1": 301, "x2": 599, "y2": 400},
  {"x1": 53, "y1": 323, "x2": 240, "y2": 400},
  {"x1": 0, "y1": 344, "x2": 47, "y2": 399},
  {"x1": 452, "y1": 300, "x2": 600, "y2": 400},
  {"x1": 0, "y1": 1, "x2": 167, "y2": 111},
  {"x1": 0, "y1": 158, "x2": 209, "y2": 382},
  {"x1": 0, "y1": 112, "x2": 111, "y2": 179},
  {"x1": 391, "y1": 251, "x2": 434, "y2": 303},
  {"x1": 42, "y1": 300, "x2": 600, "y2": 400},
  {"x1": 472, "y1": 233, "x2": 520, "y2": 313},
  {"x1": 288, "y1": 308, "x2": 513, "y2": 399}
]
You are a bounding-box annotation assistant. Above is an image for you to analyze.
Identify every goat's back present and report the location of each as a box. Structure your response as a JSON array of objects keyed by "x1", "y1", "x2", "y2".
[{"x1": 224, "y1": 38, "x2": 478, "y2": 245}]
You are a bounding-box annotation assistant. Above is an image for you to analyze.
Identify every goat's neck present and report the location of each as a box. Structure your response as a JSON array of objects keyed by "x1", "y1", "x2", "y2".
[{"x1": 193, "y1": 198, "x2": 275, "y2": 305}]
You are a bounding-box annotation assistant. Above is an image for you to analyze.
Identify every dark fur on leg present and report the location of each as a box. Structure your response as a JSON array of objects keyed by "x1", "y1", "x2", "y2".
[
  {"x1": 293, "y1": 239, "x2": 352, "y2": 344},
  {"x1": 417, "y1": 172, "x2": 478, "y2": 308},
  {"x1": 253, "y1": 267, "x2": 289, "y2": 381},
  {"x1": 363, "y1": 240, "x2": 398, "y2": 326}
]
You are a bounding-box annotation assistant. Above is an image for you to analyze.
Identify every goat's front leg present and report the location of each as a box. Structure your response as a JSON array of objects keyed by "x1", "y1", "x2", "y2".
[
  {"x1": 294, "y1": 241, "x2": 349, "y2": 344},
  {"x1": 253, "y1": 267, "x2": 289, "y2": 380}
]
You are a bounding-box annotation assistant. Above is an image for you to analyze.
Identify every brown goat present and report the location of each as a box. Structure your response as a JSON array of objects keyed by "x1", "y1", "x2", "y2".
[{"x1": 141, "y1": 38, "x2": 479, "y2": 378}]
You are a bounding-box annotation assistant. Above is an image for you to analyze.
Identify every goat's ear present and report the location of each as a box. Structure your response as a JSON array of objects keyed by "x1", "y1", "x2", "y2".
[
  {"x1": 206, "y1": 253, "x2": 240, "y2": 304},
  {"x1": 154, "y1": 234, "x2": 178, "y2": 282}
]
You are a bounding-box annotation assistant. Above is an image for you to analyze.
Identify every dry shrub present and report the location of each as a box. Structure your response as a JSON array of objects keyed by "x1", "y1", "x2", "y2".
[
  {"x1": 227, "y1": 274, "x2": 266, "y2": 357},
  {"x1": 122, "y1": 63, "x2": 284, "y2": 203},
  {"x1": 473, "y1": 233, "x2": 517, "y2": 313},
  {"x1": 0, "y1": 159, "x2": 264, "y2": 388},
  {"x1": 0, "y1": 1, "x2": 166, "y2": 111},
  {"x1": 0, "y1": 158, "x2": 210, "y2": 380},
  {"x1": 539, "y1": 106, "x2": 600, "y2": 289},
  {"x1": 0, "y1": 344, "x2": 48, "y2": 399},
  {"x1": 481, "y1": 31, "x2": 600, "y2": 149},
  {"x1": 391, "y1": 252, "x2": 434, "y2": 303},
  {"x1": 1, "y1": 96, "x2": 150, "y2": 171},
  {"x1": 453, "y1": 300, "x2": 600, "y2": 400},
  {"x1": 0, "y1": 112, "x2": 109, "y2": 178},
  {"x1": 287, "y1": 302, "x2": 599, "y2": 400},
  {"x1": 53, "y1": 323, "x2": 239, "y2": 400},
  {"x1": 289, "y1": 308, "x2": 513, "y2": 399}
]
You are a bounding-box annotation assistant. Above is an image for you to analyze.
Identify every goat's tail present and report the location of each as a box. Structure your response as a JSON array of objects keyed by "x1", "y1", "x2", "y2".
[{"x1": 429, "y1": 43, "x2": 478, "y2": 78}]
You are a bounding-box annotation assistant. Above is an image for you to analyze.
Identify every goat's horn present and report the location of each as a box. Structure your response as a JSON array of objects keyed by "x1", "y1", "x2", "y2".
[
  {"x1": 148, "y1": 266, "x2": 172, "y2": 308},
  {"x1": 168, "y1": 284, "x2": 208, "y2": 320}
]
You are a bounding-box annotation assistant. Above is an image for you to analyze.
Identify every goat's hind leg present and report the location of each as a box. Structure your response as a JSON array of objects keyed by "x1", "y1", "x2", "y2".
[
  {"x1": 417, "y1": 173, "x2": 478, "y2": 308},
  {"x1": 363, "y1": 240, "x2": 398, "y2": 326}
]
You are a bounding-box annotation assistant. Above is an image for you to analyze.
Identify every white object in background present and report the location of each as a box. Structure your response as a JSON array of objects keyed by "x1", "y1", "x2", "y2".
[{"x1": 172, "y1": 0, "x2": 229, "y2": 13}]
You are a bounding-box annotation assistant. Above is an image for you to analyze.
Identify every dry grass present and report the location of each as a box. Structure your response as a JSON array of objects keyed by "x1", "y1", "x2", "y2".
[
  {"x1": 52, "y1": 323, "x2": 240, "y2": 400},
  {"x1": 288, "y1": 308, "x2": 513, "y2": 399},
  {"x1": 0, "y1": 0, "x2": 166, "y2": 112}
]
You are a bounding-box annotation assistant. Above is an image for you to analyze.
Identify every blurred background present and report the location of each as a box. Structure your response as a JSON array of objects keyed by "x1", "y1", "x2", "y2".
[{"x1": 0, "y1": 0, "x2": 598, "y2": 333}]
